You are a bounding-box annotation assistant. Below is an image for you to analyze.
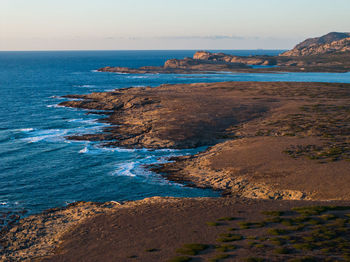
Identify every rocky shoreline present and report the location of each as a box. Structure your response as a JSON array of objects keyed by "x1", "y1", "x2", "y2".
[{"x1": 57, "y1": 81, "x2": 350, "y2": 201}]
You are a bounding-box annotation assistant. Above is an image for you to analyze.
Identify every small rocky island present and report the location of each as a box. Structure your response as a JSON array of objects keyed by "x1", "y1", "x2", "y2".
[{"x1": 2, "y1": 33, "x2": 350, "y2": 262}]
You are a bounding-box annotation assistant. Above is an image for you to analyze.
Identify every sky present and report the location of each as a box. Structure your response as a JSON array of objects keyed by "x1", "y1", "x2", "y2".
[{"x1": 1, "y1": 0, "x2": 350, "y2": 50}]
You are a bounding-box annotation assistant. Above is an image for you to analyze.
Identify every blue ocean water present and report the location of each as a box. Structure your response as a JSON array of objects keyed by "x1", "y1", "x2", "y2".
[{"x1": 1, "y1": 50, "x2": 350, "y2": 216}]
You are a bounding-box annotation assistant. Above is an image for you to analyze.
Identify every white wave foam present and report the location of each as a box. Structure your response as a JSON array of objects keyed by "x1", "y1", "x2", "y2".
[
  {"x1": 74, "y1": 85, "x2": 96, "y2": 88},
  {"x1": 126, "y1": 75, "x2": 149, "y2": 79},
  {"x1": 67, "y1": 118, "x2": 100, "y2": 125},
  {"x1": 18, "y1": 128, "x2": 34, "y2": 132},
  {"x1": 49, "y1": 95, "x2": 63, "y2": 99},
  {"x1": 0, "y1": 201, "x2": 20, "y2": 207},
  {"x1": 99, "y1": 147, "x2": 140, "y2": 153},
  {"x1": 64, "y1": 200, "x2": 77, "y2": 205},
  {"x1": 46, "y1": 104, "x2": 64, "y2": 108},
  {"x1": 22, "y1": 129, "x2": 68, "y2": 143},
  {"x1": 79, "y1": 146, "x2": 88, "y2": 154},
  {"x1": 90, "y1": 70, "x2": 98, "y2": 73},
  {"x1": 111, "y1": 162, "x2": 136, "y2": 177},
  {"x1": 65, "y1": 98, "x2": 83, "y2": 101}
]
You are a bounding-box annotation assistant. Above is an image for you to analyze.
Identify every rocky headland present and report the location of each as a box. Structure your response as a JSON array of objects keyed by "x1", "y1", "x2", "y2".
[
  {"x1": 280, "y1": 32, "x2": 350, "y2": 57},
  {"x1": 98, "y1": 32, "x2": 350, "y2": 74},
  {"x1": 58, "y1": 81, "x2": 350, "y2": 201}
]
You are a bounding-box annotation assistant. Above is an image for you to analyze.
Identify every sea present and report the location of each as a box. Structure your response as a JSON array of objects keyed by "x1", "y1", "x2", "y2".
[{"x1": 1, "y1": 50, "x2": 350, "y2": 216}]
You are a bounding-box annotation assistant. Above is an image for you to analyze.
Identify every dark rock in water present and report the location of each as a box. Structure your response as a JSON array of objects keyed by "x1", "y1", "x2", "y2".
[{"x1": 0, "y1": 210, "x2": 27, "y2": 233}]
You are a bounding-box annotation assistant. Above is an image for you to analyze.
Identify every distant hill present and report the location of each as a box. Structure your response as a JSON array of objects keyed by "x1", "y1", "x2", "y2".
[{"x1": 281, "y1": 32, "x2": 350, "y2": 56}]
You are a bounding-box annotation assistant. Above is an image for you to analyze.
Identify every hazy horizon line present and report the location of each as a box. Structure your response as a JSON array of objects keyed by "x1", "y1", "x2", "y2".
[{"x1": 0, "y1": 48, "x2": 288, "y2": 52}]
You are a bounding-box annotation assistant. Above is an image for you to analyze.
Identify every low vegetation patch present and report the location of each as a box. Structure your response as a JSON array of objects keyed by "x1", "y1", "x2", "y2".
[
  {"x1": 209, "y1": 253, "x2": 230, "y2": 262},
  {"x1": 176, "y1": 243, "x2": 209, "y2": 256},
  {"x1": 217, "y1": 217, "x2": 236, "y2": 221},
  {"x1": 217, "y1": 234, "x2": 243, "y2": 243},
  {"x1": 206, "y1": 222, "x2": 221, "y2": 227},
  {"x1": 168, "y1": 256, "x2": 192, "y2": 262},
  {"x1": 244, "y1": 257, "x2": 265, "y2": 262},
  {"x1": 261, "y1": 211, "x2": 284, "y2": 216},
  {"x1": 215, "y1": 244, "x2": 236, "y2": 252},
  {"x1": 170, "y1": 206, "x2": 350, "y2": 261}
]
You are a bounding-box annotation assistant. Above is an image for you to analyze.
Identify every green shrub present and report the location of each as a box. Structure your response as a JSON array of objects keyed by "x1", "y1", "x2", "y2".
[
  {"x1": 267, "y1": 228, "x2": 289, "y2": 235},
  {"x1": 244, "y1": 257, "x2": 264, "y2": 262},
  {"x1": 302, "y1": 236, "x2": 317, "y2": 242},
  {"x1": 292, "y1": 243, "x2": 314, "y2": 251},
  {"x1": 319, "y1": 214, "x2": 337, "y2": 220},
  {"x1": 217, "y1": 217, "x2": 236, "y2": 221},
  {"x1": 255, "y1": 244, "x2": 266, "y2": 248},
  {"x1": 281, "y1": 219, "x2": 294, "y2": 226},
  {"x1": 292, "y1": 206, "x2": 327, "y2": 215},
  {"x1": 168, "y1": 256, "x2": 192, "y2": 262},
  {"x1": 288, "y1": 224, "x2": 305, "y2": 232},
  {"x1": 288, "y1": 256, "x2": 319, "y2": 262},
  {"x1": 209, "y1": 253, "x2": 230, "y2": 262},
  {"x1": 238, "y1": 221, "x2": 266, "y2": 229},
  {"x1": 176, "y1": 243, "x2": 209, "y2": 255},
  {"x1": 274, "y1": 247, "x2": 291, "y2": 254},
  {"x1": 261, "y1": 211, "x2": 284, "y2": 216},
  {"x1": 269, "y1": 237, "x2": 286, "y2": 246},
  {"x1": 290, "y1": 216, "x2": 310, "y2": 223},
  {"x1": 247, "y1": 241, "x2": 258, "y2": 247},
  {"x1": 215, "y1": 244, "x2": 236, "y2": 252},
  {"x1": 320, "y1": 247, "x2": 332, "y2": 253},
  {"x1": 308, "y1": 219, "x2": 323, "y2": 225},
  {"x1": 217, "y1": 234, "x2": 243, "y2": 242},
  {"x1": 254, "y1": 222, "x2": 267, "y2": 228},
  {"x1": 246, "y1": 236, "x2": 257, "y2": 240},
  {"x1": 292, "y1": 206, "x2": 350, "y2": 216},
  {"x1": 238, "y1": 222, "x2": 252, "y2": 229},
  {"x1": 331, "y1": 218, "x2": 347, "y2": 227},
  {"x1": 264, "y1": 216, "x2": 282, "y2": 223},
  {"x1": 206, "y1": 222, "x2": 221, "y2": 226}
]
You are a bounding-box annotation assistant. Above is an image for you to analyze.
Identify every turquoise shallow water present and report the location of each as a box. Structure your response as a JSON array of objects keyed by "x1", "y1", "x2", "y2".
[{"x1": 1, "y1": 50, "x2": 350, "y2": 216}]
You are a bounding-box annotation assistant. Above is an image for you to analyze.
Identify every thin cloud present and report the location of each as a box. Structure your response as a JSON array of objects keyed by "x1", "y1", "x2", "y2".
[{"x1": 125, "y1": 35, "x2": 252, "y2": 40}]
